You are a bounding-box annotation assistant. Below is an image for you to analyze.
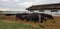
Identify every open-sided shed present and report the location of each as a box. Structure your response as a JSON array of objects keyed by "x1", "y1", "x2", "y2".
[{"x1": 26, "y1": 3, "x2": 60, "y2": 12}]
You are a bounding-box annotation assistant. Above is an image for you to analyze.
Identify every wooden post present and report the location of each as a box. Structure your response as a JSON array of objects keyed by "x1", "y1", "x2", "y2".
[{"x1": 39, "y1": 14, "x2": 41, "y2": 25}]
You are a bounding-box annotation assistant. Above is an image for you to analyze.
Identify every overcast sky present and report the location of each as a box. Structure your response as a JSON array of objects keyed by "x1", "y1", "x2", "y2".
[{"x1": 0, "y1": 0, "x2": 60, "y2": 11}]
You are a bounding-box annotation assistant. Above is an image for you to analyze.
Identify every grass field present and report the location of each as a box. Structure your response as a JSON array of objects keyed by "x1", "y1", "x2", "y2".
[
  {"x1": 0, "y1": 20, "x2": 40, "y2": 29},
  {"x1": 1, "y1": 15, "x2": 60, "y2": 29}
]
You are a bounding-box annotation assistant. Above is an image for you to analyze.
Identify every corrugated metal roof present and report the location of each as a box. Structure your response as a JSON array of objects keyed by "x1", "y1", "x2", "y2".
[{"x1": 26, "y1": 3, "x2": 60, "y2": 11}]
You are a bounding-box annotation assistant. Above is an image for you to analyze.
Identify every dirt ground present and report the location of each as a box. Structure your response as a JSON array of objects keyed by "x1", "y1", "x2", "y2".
[{"x1": 0, "y1": 15, "x2": 60, "y2": 29}]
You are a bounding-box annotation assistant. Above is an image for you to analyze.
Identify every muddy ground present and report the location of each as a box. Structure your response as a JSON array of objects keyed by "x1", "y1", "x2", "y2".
[{"x1": 0, "y1": 15, "x2": 60, "y2": 29}]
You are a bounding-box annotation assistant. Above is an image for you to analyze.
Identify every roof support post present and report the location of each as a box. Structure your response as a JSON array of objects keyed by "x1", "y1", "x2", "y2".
[{"x1": 39, "y1": 14, "x2": 41, "y2": 25}]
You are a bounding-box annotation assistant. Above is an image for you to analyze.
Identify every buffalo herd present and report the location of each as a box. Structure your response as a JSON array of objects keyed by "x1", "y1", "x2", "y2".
[{"x1": 5, "y1": 13, "x2": 55, "y2": 23}]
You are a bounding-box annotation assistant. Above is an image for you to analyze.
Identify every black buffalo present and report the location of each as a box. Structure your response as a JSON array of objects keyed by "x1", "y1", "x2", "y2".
[
  {"x1": 16, "y1": 13, "x2": 28, "y2": 21},
  {"x1": 16, "y1": 13, "x2": 39, "y2": 23},
  {"x1": 5, "y1": 14, "x2": 15, "y2": 16},
  {"x1": 16, "y1": 13, "x2": 55, "y2": 23},
  {"x1": 40, "y1": 13, "x2": 55, "y2": 23}
]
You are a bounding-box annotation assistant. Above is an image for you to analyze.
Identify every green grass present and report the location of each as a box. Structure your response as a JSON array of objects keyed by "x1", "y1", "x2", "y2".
[{"x1": 0, "y1": 21, "x2": 40, "y2": 29}]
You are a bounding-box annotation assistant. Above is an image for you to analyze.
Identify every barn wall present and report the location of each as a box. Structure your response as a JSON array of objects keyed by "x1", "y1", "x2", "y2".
[
  {"x1": 32, "y1": 10, "x2": 60, "y2": 16},
  {"x1": 40, "y1": 10, "x2": 60, "y2": 16}
]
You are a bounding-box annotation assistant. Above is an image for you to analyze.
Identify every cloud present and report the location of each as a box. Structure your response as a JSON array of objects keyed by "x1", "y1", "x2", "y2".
[
  {"x1": 0, "y1": 0, "x2": 60, "y2": 11},
  {"x1": 16, "y1": 2, "x2": 33, "y2": 7},
  {"x1": 0, "y1": 0, "x2": 11, "y2": 2},
  {"x1": 0, "y1": 0, "x2": 34, "y2": 11},
  {"x1": 33, "y1": 0, "x2": 60, "y2": 4}
]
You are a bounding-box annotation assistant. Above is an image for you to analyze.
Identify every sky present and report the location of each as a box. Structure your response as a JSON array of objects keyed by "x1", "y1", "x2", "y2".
[{"x1": 0, "y1": 0, "x2": 60, "y2": 11}]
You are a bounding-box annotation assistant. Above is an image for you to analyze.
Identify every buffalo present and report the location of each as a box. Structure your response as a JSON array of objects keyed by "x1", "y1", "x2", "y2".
[
  {"x1": 16, "y1": 13, "x2": 28, "y2": 21},
  {"x1": 5, "y1": 14, "x2": 15, "y2": 16},
  {"x1": 40, "y1": 13, "x2": 55, "y2": 23},
  {"x1": 16, "y1": 13, "x2": 39, "y2": 23},
  {"x1": 16, "y1": 13, "x2": 55, "y2": 23}
]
